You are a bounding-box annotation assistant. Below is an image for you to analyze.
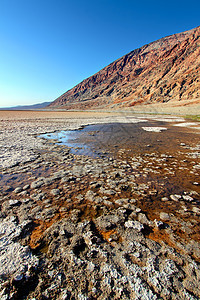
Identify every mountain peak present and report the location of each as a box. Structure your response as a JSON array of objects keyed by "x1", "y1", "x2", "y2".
[{"x1": 49, "y1": 26, "x2": 200, "y2": 110}]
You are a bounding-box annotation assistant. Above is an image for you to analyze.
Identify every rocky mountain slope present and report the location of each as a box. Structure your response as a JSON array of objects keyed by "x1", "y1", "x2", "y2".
[{"x1": 49, "y1": 26, "x2": 200, "y2": 110}]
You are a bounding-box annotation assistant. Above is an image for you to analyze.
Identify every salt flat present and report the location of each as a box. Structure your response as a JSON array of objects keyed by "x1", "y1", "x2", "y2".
[{"x1": 0, "y1": 110, "x2": 200, "y2": 299}]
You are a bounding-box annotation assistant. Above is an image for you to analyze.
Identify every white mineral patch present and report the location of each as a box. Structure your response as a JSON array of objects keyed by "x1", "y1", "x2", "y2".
[
  {"x1": 123, "y1": 118, "x2": 148, "y2": 123},
  {"x1": 173, "y1": 122, "x2": 199, "y2": 127},
  {"x1": 0, "y1": 218, "x2": 39, "y2": 278},
  {"x1": 125, "y1": 220, "x2": 144, "y2": 231},
  {"x1": 192, "y1": 127, "x2": 200, "y2": 131},
  {"x1": 142, "y1": 127, "x2": 167, "y2": 132},
  {"x1": 150, "y1": 117, "x2": 185, "y2": 122}
]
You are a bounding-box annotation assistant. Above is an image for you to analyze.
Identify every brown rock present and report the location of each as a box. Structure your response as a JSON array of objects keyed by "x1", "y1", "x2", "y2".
[{"x1": 48, "y1": 26, "x2": 200, "y2": 110}]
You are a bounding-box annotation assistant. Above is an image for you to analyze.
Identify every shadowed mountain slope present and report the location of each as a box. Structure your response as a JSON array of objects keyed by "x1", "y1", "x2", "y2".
[{"x1": 49, "y1": 26, "x2": 200, "y2": 110}]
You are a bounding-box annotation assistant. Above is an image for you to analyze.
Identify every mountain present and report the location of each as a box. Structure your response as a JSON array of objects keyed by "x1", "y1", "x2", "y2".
[
  {"x1": 49, "y1": 26, "x2": 200, "y2": 110},
  {"x1": 0, "y1": 102, "x2": 51, "y2": 110}
]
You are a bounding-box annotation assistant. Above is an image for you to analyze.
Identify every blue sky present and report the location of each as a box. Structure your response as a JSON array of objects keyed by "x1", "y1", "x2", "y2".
[{"x1": 0, "y1": 0, "x2": 199, "y2": 107}]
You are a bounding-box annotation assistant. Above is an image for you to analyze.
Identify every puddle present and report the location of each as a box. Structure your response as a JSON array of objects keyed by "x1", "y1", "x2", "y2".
[
  {"x1": 39, "y1": 129, "x2": 99, "y2": 157},
  {"x1": 39, "y1": 120, "x2": 200, "y2": 158},
  {"x1": 37, "y1": 121, "x2": 200, "y2": 195},
  {"x1": 142, "y1": 127, "x2": 167, "y2": 132},
  {"x1": 173, "y1": 122, "x2": 200, "y2": 127}
]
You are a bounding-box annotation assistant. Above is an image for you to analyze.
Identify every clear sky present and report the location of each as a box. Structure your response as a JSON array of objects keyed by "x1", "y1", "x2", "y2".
[{"x1": 0, "y1": 0, "x2": 199, "y2": 107}]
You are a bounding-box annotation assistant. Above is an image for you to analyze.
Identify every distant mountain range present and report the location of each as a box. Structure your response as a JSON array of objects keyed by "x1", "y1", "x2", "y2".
[
  {"x1": 48, "y1": 25, "x2": 200, "y2": 110},
  {"x1": 0, "y1": 102, "x2": 51, "y2": 110}
]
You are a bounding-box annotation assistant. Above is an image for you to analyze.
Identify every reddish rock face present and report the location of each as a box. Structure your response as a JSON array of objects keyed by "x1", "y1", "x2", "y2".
[{"x1": 49, "y1": 26, "x2": 200, "y2": 110}]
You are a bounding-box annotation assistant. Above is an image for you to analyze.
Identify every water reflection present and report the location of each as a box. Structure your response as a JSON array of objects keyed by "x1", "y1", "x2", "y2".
[
  {"x1": 39, "y1": 129, "x2": 99, "y2": 157},
  {"x1": 39, "y1": 121, "x2": 200, "y2": 161}
]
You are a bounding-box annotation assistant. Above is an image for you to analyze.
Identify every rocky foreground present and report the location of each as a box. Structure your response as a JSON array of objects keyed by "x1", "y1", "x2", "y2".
[{"x1": 0, "y1": 111, "x2": 200, "y2": 299}]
